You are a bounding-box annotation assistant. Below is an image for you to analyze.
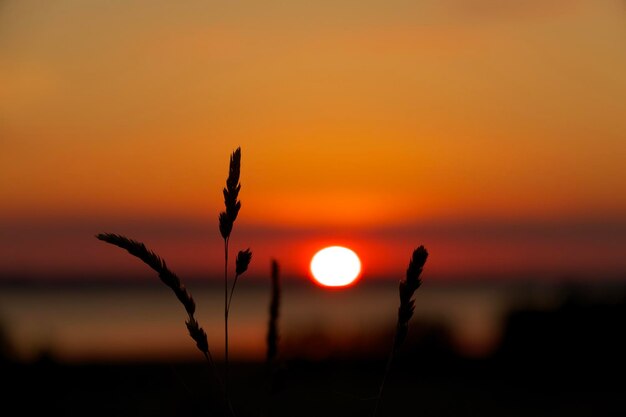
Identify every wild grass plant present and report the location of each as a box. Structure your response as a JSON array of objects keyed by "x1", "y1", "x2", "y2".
[
  {"x1": 97, "y1": 147, "x2": 250, "y2": 416},
  {"x1": 373, "y1": 246, "x2": 428, "y2": 416},
  {"x1": 96, "y1": 147, "x2": 428, "y2": 417}
]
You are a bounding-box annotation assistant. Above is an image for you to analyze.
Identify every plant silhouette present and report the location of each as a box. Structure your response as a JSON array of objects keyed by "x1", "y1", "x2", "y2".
[
  {"x1": 95, "y1": 147, "x2": 429, "y2": 417},
  {"x1": 96, "y1": 147, "x2": 252, "y2": 416},
  {"x1": 373, "y1": 246, "x2": 428, "y2": 416}
]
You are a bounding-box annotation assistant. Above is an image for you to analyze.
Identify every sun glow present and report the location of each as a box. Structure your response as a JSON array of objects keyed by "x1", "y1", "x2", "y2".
[{"x1": 310, "y1": 246, "x2": 362, "y2": 287}]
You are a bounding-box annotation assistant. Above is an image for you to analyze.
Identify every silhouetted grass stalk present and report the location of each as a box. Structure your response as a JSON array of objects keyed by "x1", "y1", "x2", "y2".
[
  {"x1": 263, "y1": 259, "x2": 282, "y2": 417},
  {"x1": 218, "y1": 147, "x2": 245, "y2": 404},
  {"x1": 94, "y1": 233, "x2": 235, "y2": 415},
  {"x1": 224, "y1": 238, "x2": 229, "y2": 390},
  {"x1": 95, "y1": 147, "x2": 249, "y2": 417},
  {"x1": 267, "y1": 259, "x2": 280, "y2": 366},
  {"x1": 373, "y1": 246, "x2": 428, "y2": 417}
]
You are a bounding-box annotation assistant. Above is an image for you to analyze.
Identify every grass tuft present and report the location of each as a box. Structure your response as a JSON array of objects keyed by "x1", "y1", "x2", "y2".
[
  {"x1": 395, "y1": 245, "x2": 428, "y2": 350},
  {"x1": 94, "y1": 233, "x2": 208, "y2": 355},
  {"x1": 374, "y1": 245, "x2": 428, "y2": 416}
]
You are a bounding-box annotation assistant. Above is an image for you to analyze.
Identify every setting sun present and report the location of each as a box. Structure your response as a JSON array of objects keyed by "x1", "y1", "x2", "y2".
[{"x1": 310, "y1": 246, "x2": 362, "y2": 287}]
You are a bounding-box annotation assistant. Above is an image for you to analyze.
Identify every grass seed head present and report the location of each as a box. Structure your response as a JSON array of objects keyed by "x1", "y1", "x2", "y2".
[{"x1": 236, "y1": 249, "x2": 252, "y2": 276}]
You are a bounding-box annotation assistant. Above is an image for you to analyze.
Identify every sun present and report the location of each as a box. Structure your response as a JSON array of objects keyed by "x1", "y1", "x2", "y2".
[{"x1": 310, "y1": 246, "x2": 362, "y2": 287}]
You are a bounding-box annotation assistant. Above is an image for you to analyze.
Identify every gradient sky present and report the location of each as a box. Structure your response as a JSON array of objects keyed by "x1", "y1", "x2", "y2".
[{"x1": 1, "y1": 0, "x2": 625, "y2": 282}]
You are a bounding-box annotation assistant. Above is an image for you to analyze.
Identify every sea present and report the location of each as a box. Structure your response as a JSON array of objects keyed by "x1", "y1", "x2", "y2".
[{"x1": 0, "y1": 276, "x2": 622, "y2": 363}]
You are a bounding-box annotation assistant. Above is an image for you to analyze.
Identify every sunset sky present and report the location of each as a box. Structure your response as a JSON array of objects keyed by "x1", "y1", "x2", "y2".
[{"x1": 2, "y1": 0, "x2": 625, "y2": 283}]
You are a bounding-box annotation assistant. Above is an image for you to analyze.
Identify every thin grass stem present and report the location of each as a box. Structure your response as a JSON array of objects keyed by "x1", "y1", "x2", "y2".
[
  {"x1": 373, "y1": 246, "x2": 428, "y2": 417},
  {"x1": 227, "y1": 273, "x2": 241, "y2": 315},
  {"x1": 224, "y1": 237, "x2": 230, "y2": 398},
  {"x1": 203, "y1": 351, "x2": 236, "y2": 417},
  {"x1": 373, "y1": 335, "x2": 396, "y2": 417}
]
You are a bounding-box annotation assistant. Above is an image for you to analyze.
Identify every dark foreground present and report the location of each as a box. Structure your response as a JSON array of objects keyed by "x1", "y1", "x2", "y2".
[
  {"x1": 4, "y1": 350, "x2": 624, "y2": 417},
  {"x1": 3, "y1": 285, "x2": 626, "y2": 416}
]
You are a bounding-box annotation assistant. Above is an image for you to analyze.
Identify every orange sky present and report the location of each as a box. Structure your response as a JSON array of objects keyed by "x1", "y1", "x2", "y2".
[{"x1": 1, "y1": 0, "x2": 625, "y2": 282}]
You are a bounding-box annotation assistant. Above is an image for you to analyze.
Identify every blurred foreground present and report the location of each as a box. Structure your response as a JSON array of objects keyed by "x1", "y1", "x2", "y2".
[{"x1": 1, "y1": 279, "x2": 625, "y2": 416}]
